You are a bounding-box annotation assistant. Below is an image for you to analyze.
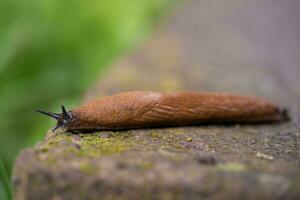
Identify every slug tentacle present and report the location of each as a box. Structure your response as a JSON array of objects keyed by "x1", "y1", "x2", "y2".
[
  {"x1": 38, "y1": 105, "x2": 73, "y2": 131},
  {"x1": 37, "y1": 110, "x2": 60, "y2": 120},
  {"x1": 38, "y1": 91, "x2": 289, "y2": 132}
]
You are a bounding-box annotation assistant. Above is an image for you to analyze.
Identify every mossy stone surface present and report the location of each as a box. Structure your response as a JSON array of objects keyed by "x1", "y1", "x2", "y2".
[
  {"x1": 13, "y1": 0, "x2": 300, "y2": 199},
  {"x1": 13, "y1": 125, "x2": 300, "y2": 199}
]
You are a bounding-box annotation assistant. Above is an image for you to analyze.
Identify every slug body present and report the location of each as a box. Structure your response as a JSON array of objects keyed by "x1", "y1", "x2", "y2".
[{"x1": 38, "y1": 91, "x2": 288, "y2": 132}]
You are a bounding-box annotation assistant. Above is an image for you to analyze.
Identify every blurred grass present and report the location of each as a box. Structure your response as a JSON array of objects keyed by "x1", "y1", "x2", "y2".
[
  {"x1": 0, "y1": 0, "x2": 176, "y2": 199},
  {"x1": 0, "y1": 157, "x2": 11, "y2": 200}
]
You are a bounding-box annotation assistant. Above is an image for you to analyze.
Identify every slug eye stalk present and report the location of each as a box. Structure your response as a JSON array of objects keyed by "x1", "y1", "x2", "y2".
[
  {"x1": 36, "y1": 110, "x2": 60, "y2": 120},
  {"x1": 37, "y1": 105, "x2": 71, "y2": 131}
]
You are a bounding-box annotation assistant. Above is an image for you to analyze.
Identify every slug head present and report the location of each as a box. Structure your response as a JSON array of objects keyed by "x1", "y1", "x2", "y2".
[{"x1": 37, "y1": 105, "x2": 72, "y2": 131}]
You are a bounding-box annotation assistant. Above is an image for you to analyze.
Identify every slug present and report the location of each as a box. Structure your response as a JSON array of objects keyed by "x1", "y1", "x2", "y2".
[{"x1": 37, "y1": 91, "x2": 288, "y2": 132}]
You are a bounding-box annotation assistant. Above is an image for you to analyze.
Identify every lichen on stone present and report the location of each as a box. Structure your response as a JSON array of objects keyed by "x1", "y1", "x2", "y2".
[
  {"x1": 34, "y1": 131, "x2": 137, "y2": 167},
  {"x1": 77, "y1": 132, "x2": 135, "y2": 157}
]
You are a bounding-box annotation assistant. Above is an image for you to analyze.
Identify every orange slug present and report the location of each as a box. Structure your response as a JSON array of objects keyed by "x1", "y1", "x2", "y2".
[{"x1": 37, "y1": 91, "x2": 289, "y2": 132}]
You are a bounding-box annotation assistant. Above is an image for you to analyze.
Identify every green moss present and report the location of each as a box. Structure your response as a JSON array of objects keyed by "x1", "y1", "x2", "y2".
[
  {"x1": 139, "y1": 162, "x2": 154, "y2": 170},
  {"x1": 36, "y1": 133, "x2": 73, "y2": 153},
  {"x1": 78, "y1": 134, "x2": 134, "y2": 157},
  {"x1": 79, "y1": 163, "x2": 97, "y2": 174},
  {"x1": 44, "y1": 132, "x2": 135, "y2": 157},
  {"x1": 151, "y1": 131, "x2": 163, "y2": 139},
  {"x1": 48, "y1": 134, "x2": 72, "y2": 144},
  {"x1": 34, "y1": 132, "x2": 137, "y2": 167},
  {"x1": 150, "y1": 130, "x2": 180, "y2": 142},
  {"x1": 168, "y1": 128, "x2": 186, "y2": 135},
  {"x1": 216, "y1": 162, "x2": 247, "y2": 172},
  {"x1": 40, "y1": 147, "x2": 49, "y2": 153},
  {"x1": 80, "y1": 141, "x2": 124, "y2": 155},
  {"x1": 44, "y1": 155, "x2": 57, "y2": 165}
]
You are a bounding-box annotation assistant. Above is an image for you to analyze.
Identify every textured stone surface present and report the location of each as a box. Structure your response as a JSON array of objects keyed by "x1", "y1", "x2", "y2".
[{"x1": 13, "y1": 0, "x2": 300, "y2": 199}]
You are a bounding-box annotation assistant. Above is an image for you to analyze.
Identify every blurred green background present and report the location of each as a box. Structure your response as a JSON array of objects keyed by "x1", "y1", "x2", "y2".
[{"x1": 0, "y1": 0, "x2": 175, "y2": 199}]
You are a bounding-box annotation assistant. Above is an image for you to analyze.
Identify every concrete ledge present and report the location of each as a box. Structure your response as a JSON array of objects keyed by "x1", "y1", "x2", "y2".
[{"x1": 13, "y1": 128, "x2": 300, "y2": 199}]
